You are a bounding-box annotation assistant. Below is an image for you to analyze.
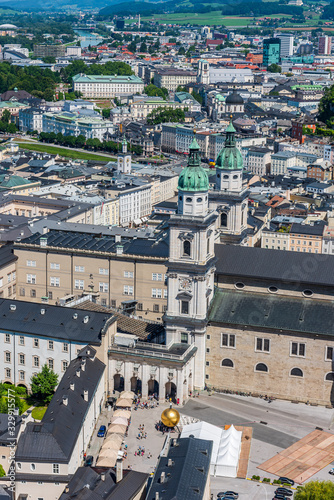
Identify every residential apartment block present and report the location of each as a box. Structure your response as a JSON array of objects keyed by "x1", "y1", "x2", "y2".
[{"x1": 42, "y1": 112, "x2": 114, "y2": 141}]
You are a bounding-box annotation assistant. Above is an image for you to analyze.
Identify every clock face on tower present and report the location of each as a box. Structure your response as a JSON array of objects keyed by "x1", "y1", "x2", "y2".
[{"x1": 180, "y1": 278, "x2": 191, "y2": 291}]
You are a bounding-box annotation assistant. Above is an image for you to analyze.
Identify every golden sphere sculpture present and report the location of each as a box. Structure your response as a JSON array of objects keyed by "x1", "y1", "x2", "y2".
[{"x1": 161, "y1": 407, "x2": 180, "y2": 428}]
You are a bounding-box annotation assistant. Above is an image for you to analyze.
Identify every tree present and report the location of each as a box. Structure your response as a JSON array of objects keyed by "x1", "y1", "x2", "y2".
[
  {"x1": 128, "y1": 41, "x2": 137, "y2": 53},
  {"x1": 268, "y1": 63, "x2": 282, "y2": 73},
  {"x1": 144, "y1": 84, "x2": 168, "y2": 100},
  {"x1": 146, "y1": 107, "x2": 185, "y2": 125},
  {"x1": 75, "y1": 135, "x2": 86, "y2": 148},
  {"x1": 31, "y1": 364, "x2": 58, "y2": 404},
  {"x1": 43, "y1": 88, "x2": 54, "y2": 101},
  {"x1": 0, "y1": 465, "x2": 5, "y2": 477},
  {"x1": 102, "y1": 108, "x2": 111, "y2": 119},
  {"x1": 1, "y1": 109, "x2": 10, "y2": 124},
  {"x1": 295, "y1": 481, "x2": 334, "y2": 499},
  {"x1": 178, "y1": 47, "x2": 186, "y2": 55},
  {"x1": 42, "y1": 56, "x2": 56, "y2": 64},
  {"x1": 319, "y1": 84, "x2": 334, "y2": 122},
  {"x1": 140, "y1": 41, "x2": 147, "y2": 52}
]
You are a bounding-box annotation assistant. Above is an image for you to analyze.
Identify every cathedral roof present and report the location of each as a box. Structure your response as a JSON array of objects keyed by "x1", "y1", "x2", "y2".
[
  {"x1": 178, "y1": 135, "x2": 209, "y2": 192},
  {"x1": 225, "y1": 91, "x2": 244, "y2": 105},
  {"x1": 215, "y1": 119, "x2": 244, "y2": 171}
]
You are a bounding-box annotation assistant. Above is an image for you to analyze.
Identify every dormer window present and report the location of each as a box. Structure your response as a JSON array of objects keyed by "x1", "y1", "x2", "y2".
[{"x1": 183, "y1": 240, "x2": 191, "y2": 257}]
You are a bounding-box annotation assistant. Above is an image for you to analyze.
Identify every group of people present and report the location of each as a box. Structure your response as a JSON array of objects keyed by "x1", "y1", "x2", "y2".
[
  {"x1": 134, "y1": 445, "x2": 152, "y2": 459},
  {"x1": 134, "y1": 398, "x2": 159, "y2": 410},
  {"x1": 155, "y1": 421, "x2": 177, "y2": 434},
  {"x1": 137, "y1": 424, "x2": 147, "y2": 440}
]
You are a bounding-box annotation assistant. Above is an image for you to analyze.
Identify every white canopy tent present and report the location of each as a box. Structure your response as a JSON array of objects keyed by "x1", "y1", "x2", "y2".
[{"x1": 181, "y1": 421, "x2": 242, "y2": 477}]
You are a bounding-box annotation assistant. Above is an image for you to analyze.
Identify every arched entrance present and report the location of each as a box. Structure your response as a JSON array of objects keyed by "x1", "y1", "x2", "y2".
[
  {"x1": 131, "y1": 376, "x2": 142, "y2": 395},
  {"x1": 148, "y1": 379, "x2": 159, "y2": 399},
  {"x1": 165, "y1": 382, "x2": 177, "y2": 403},
  {"x1": 113, "y1": 374, "x2": 124, "y2": 392}
]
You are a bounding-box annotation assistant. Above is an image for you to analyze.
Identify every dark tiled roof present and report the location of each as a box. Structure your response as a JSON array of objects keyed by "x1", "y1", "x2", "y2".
[
  {"x1": 0, "y1": 414, "x2": 21, "y2": 445},
  {"x1": 58, "y1": 467, "x2": 148, "y2": 500},
  {"x1": 214, "y1": 244, "x2": 334, "y2": 287},
  {"x1": 290, "y1": 222, "x2": 325, "y2": 236},
  {"x1": 209, "y1": 287, "x2": 334, "y2": 336},
  {"x1": 16, "y1": 348, "x2": 105, "y2": 463},
  {"x1": 0, "y1": 244, "x2": 17, "y2": 268},
  {"x1": 0, "y1": 299, "x2": 115, "y2": 343},
  {"x1": 147, "y1": 436, "x2": 212, "y2": 500}
]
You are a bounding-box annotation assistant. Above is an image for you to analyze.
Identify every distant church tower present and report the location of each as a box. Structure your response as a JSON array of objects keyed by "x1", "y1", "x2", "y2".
[
  {"x1": 209, "y1": 118, "x2": 248, "y2": 243},
  {"x1": 197, "y1": 59, "x2": 210, "y2": 85},
  {"x1": 117, "y1": 134, "x2": 131, "y2": 174},
  {"x1": 164, "y1": 134, "x2": 217, "y2": 390}
]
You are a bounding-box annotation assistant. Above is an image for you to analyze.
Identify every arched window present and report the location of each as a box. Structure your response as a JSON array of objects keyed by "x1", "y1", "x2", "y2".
[
  {"x1": 207, "y1": 238, "x2": 210, "y2": 255},
  {"x1": 183, "y1": 240, "x2": 191, "y2": 257},
  {"x1": 221, "y1": 358, "x2": 234, "y2": 368},
  {"x1": 221, "y1": 213, "x2": 227, "y2": 227},
  {"x1": 186, "y1": 197, "x2": 192, "y2": 203},
  {"x1": 290, "y1": 368, "x2": 303, "y2": 377},
  {"x1": 255, "y1": 363, "x2": 268, "y2": 373},
  {"x1": 223, "y1": 174, "x2": 229, "y2": 179},
  {"x1": 325, "y1": 372, "x2": 334, "y2": 381},
  {"x1": 233, "y1": 174, "x2": 238, "y2": 179}
]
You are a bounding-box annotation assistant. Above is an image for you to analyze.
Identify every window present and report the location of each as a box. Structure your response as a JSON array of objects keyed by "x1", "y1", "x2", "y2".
[
  {"x1": 27, "y1": 260, "x2": 36, "y2": 267},
  {"x1": 5, "y1": 368, "x2": 10, "y2": 378},
  {"x1": 19, "y1": 288, "x2": 25, "y2": 297},
  {"x1": 19, "y1": 354, "x2": 25, "y2": 365},
  {"x1": 152, "y1": 273, "x2": 162, "y2": 281},
  {"x1": 48, "y1": 359, "x2": 54, "y2": 370},
  {"x1": 63, "y1": 343, "x2": 69, "y2": 353},
  {"x1": 50, "y1": 263, "x2": 60, "y2": 270},
  {"x1": 5, "y1": 334, "x2": 10, "y2": 343},
  {"x1": 325, "y1": 372, "x2": 334, "y2": 381},
  {"x1": 235, "y1": 282, "x2": 245, "y2": 290},
  {"x1": 123, "y1": 286, "x2": 133, "y2": 295},
  {"x1": 53, "y1": 464, "x2": 59, "y2": 474},
  {"x1": 5, "y1": 352, "x2": 10, "y2": 363},
  {"x1": 75, "y1": 266, "x2": 85, "y2": 272},
  {"x1": 62, "y1": 361, "x2": 68, "y2": 372},
  {"x1": 111, "y1": 300, "x2": 116, "y2": 308},
  {"x1": 326, "y1": 346, "x2": 333, "y2": 361},
  {"x1": 221, "y1": 333, "x2": 235, "y2": 348},
  {"x1": 50, "y1": 277, "x2": 60, "y2": 287},
  {"x1": 164, "y1": 289, "x2": 168, "y2": 298},
  {"x1": 181, "y1": 300, "x2": 189, "y2": 315},
  {"x1": 183, "y1": 240, "x2": 191, "y2": 257},
  {"x1": 19, "y1": 371, "x2": 25, "y2": 381},
  {"x1": 255, "y1": 363, "x2": 268, "y2": 372},
  {"x1": 291, "y1": 342, "x2": 305, "y2": 357},
  {"x1": 137, "y1": 303, "x2": 143, "y2": 311},
  {"x1": 290, "y1": 368, "x2": 303, "y2": 377},
  {"x1": 33, "y1": 356, "x2": 39, "y2": 368},
  {"x1": 221, "y1": 213, "x2": 228, "y2": 227},
  {"x1": 75, "y1": 280, "x2": 84, "y2": 290},
  {"x1": 99, "y1": 282, "x2": 109, "y2": 293},
  {"x1": 30, "y1": 289, "x2": 36, "y2": 298},
  {"x1": 268, "y1": 286, "x2": 278, "y2": 293},
  {"x1": 152, "y1": 288, "x2": 162, "y2": 298},
  {"x1": 33, "y1": 338, "x2": 39, "y2": 348},
  {"x1": 7, "y1": 274, "x2": 11, "y2": 283},
  {"x1": 256, "y1": 338, "x2": 270, "y2": 352},
  {"x1": 124, "y1": 271, "x2": 134, "y2": 278},
  {"x1": 181, "y1": 333, "x2": 188, "y2": 344},
  {"x1": 221, "y1": 358, "x2": 234, "y2": 368},
  {"x1": 153, "y1": 304, "x2": 159, "y2": 313},
  {"x1": 99, "y1": 268, "x2": 109, "y2": 275},
  {"x1": 48, "y1": 291, "x2": 53, "y2": 300},
  {"x1": 19, "y1": 336, "x2": 24, "y2": 346},
  {"x1": 30, "y1": 464, "x2": 35, "y2": 471},
  {"x1": 27, "y1": 274, "x2": 36, "y2": 284},
  {"x1": 302, "y1": 289, "x2": 313, "y2": 297},
  {"x1": 48, "y1": 340, "x2": 54, "y2": 350}
]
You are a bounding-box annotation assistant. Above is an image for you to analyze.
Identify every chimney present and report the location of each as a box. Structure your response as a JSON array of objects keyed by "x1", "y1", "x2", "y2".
[
  {"x1": 160, "y1": 472, "x2": 165, "y2": 484},
  {"x1": 115, "y1": 234, "x2": 121, "y2": 243},
  {"x1": 70, "y1": 382, "x2": 75, "y2": 391},
  {"x1": 116, "y1": 458, "x2": 123, "y2": 483},
  {"x1": 40, "y1": 237, "x2": 47, "y2": 247},
  {"x1": 83, "y1": 389, "x2": 88, "y2": 402},
  {"x1": 42, "y1": 226, "x2": 48, "y2": 234},
  {"x1": 101, "y1": 472, "x2": 106, "y2": 482},
  {"x1": 81, "y1": 359, "x2": 86, "y2": 371},
  {"x1": 116, "y1": 244, "x2": 123, "y2": 255},
  {"x1": 168, "y1": 458, "x2": 173, "y2": 467},
  {"x1": 65, "y1": 486, "x2": 69, "y2": 493},
  {"x1": 62, "y1": 395, "x2": 68, "y2": 406},
  {"x1": 155, "y1": 493, "x2": 160, "y2": 500},
  {"x1": 76, "y1": 369, "x2": 80, "y2": 377}
]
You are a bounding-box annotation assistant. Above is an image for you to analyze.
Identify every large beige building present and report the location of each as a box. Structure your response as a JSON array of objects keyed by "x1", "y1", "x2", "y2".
[{"x1": 153, "y1": 68, "x2": 197, "y2": 91}]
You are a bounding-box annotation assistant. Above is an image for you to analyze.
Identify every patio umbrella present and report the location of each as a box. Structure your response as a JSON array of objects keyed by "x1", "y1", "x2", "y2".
[
  {"x1": 116, "y1": 398, "x2": 133, "y2": 408},
  {"x1": 110, "y1": 416, "x2": 128, "y2": 426},
  {"x1": 113, "y1": 409, "x2": 131, "y2": 419},
  {"x1": 107, "y1": 424, "x2": 127, "y2": 435},
  {"x1": 119, "y1": 391, "x2": 135, "y2": 399},
  {"x1": 96, "y1": 453, "x2": 118, "y2": 467},
  {"x1": 102, "y1": 436, "x2": 122, "y2": 451}
]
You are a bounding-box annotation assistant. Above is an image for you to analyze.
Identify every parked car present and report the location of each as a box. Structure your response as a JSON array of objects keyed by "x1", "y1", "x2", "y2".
[
  {"x1": 217, "y1": 493, "x2": 238, "y2": 499},
  {"x1": 278, "y1": 477, "x2": 294, "y2": 486},
  {"x1": 273, "y1": 495, "x2": 287, "y2": 500},
  {"x1": 84, "y1": 455, "x2": 93, "y2": 467},
  {"x1": 329, "y1": 467, "x2": 334, "y2": 475},
  {"x1": 97, "y1": 425, "x2": 106, "y2": 437},
  {"x1": 275, "y1": 487, "x2": 293, "y2": 496}
]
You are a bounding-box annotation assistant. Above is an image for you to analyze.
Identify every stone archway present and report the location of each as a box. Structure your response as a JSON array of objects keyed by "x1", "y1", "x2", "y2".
[
  {"x1": 131, "y1": 376, "x2": 142, "y2": 395},
  {"x1": 148, "y1": 379, "x2": 159, "y2": 399},
  {"x1": 113, "y1": 374, "x2": 124, "y2": 392},
  {"x1": 165, "y1": 382, "x2": 177, "y2": 403}
]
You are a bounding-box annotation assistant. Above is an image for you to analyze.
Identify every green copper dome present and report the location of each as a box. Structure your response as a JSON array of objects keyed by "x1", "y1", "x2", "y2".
[
  {"x1": 178, "y1": 136, "x2": 209, "y2": 192},
  {"x1": 216, "y1": 119, "x2": 244, "y2": 171}
]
